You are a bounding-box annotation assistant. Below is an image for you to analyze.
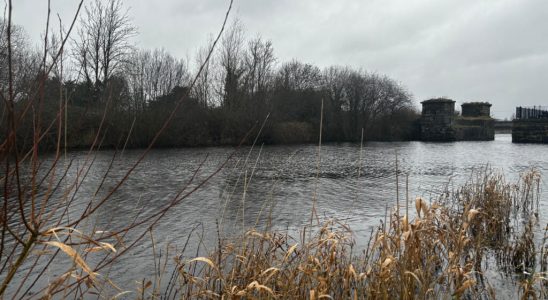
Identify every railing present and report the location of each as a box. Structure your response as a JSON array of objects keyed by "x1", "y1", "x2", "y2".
[{"x1": 515, "y1": 106, "x2": 548, "y2": 120}]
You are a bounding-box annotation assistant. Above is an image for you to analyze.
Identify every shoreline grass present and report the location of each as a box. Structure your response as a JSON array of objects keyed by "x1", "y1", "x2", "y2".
[{"x1": 161, "y1": 169, "x2": 547, "y2": 299}]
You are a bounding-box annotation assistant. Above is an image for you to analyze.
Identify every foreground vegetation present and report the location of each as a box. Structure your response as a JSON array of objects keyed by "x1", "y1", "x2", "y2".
[
  {"x1": 150, "y1": 170, "x2": 546, "y2": 299},
  {"x1": 2, "y1": 164, "x2": 545, "y2": 299}
]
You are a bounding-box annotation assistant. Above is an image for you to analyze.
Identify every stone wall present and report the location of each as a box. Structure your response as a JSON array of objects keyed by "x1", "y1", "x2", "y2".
[
  {"x1": 454, "y1": 117, "x2": 495, "y2": 141},
  {"x1": 512, "y1": 119, "x2": 548, "y2": 143},
  {"x1": 420, "y1": 99, "x2": 456, "y2": 141},
  {"x1": 461, "y1": 102, "x2": 491, "y2": 117},
  {"x1": 420, "y1": 99, "x2": 495, "y2": 141}
]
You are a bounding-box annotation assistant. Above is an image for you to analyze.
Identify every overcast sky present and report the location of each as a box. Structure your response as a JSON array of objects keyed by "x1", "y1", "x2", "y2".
[{"x1": 11, "y1": 0, "x2": 548, "y2": 119}]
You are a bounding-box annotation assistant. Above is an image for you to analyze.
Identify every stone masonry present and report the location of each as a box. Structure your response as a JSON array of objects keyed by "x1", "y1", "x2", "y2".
[
  {"x1": 420, "y1": 99, "x2": 494, "y2": 141},
  {"x1": 512, "y1": 119, "x2": 548, "y2": 143}
]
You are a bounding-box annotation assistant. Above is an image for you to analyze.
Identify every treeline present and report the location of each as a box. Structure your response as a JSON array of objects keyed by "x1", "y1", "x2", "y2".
[{"x1": 1, "y1": 0, "x2": 420, "y2": 151}]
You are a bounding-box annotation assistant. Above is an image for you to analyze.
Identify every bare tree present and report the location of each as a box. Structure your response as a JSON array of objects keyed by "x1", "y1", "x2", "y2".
[
  {"x1": 335, "y1": 70, "x2": 413, "y2": 137},
  {"x1": 145, "y1": 48, "x2": 189, "y2": 100},
  {"x1": 242, "y1": 35, "x2": 275, "y2": 98},
  {"x1": 218, "y1": 20, "x2": 245, "y2": 108},
  {"x1": 126, "y1": 48, "x2": 189, "y2": 111},
  {"x1": 0, "y1": 19, "x2": 39, "y2": 99},
  {"x1": 275, "y1": 60, "x2": 322, "y2": 91},
  {"x1": 73, "y1": 0, "x2": 136, "y2": 90},
  {"x1": 125, "y1": 49, "x2": 148, "y2": 111},
  {"x1": 193, "y1": 41, "x2": 215, "y2": 107},
  {"x1": 322, "y1": 66, "x2": 351, "y2": 112}
]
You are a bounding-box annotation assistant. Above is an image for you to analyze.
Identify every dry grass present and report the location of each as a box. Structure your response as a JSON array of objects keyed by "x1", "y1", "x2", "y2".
[{"x1": 160, "y1": 169, "x2": 547, "y2": 299}]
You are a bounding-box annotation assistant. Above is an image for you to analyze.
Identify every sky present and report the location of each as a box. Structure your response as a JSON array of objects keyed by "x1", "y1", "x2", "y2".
[{"x1": 10, "y1": 0, "x2": 548, "y2": 119}]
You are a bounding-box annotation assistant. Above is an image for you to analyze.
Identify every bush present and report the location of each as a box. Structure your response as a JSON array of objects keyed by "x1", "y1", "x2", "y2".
[{"x1": 270, "y1": 121, "x2": 315, "y2": 144}]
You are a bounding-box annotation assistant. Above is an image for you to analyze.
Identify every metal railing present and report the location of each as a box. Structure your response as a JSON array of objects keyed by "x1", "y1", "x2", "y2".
[{"x1": 515, "y1": 106, "x2": 548, "y2": 120}]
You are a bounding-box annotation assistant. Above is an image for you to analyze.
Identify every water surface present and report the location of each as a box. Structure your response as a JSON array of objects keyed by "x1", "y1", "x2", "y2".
[{"x1": 10, "y1": 134, "x2": 548, "y2": 297}]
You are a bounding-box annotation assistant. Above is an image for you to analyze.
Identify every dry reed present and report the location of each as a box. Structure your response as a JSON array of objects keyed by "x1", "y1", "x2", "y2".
[{"x1": 164, "y1": 169, "x2": 546, "y2": 299}]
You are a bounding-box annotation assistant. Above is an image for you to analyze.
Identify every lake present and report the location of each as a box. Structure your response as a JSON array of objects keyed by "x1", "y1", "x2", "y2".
[{"x1": 10, "y1": 133, "x2": 548, "y2": 297}]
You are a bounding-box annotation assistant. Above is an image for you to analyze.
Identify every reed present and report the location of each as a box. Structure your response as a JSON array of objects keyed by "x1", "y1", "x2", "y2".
[{"x1": 164, "y1": 169, "x2": 546, "y2": 299}]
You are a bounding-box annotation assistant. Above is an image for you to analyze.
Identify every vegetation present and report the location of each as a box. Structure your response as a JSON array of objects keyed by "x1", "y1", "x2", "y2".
[
  {"x1": 152, "y1": 169, "x2": 546, "y2": 299},
  {"x1": 1, "y1": 1, "x2": 547, "y2": 299},
  {"x1": 0, "y1": 0, "x2": 419, "y2": 152}
]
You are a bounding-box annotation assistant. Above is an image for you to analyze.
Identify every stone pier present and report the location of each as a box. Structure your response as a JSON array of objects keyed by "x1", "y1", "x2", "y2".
[
  {"x1": 420, "y1": 99, "x2": 494, "y2": 141},
  {"x1": 512, "y1": 107, "x2": 548, "y2": 143}
]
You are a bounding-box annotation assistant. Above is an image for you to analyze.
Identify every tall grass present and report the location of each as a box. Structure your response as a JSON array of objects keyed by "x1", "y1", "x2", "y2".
[{"x1": 163, "y1": 169, "x2": 546, "y2": 299}]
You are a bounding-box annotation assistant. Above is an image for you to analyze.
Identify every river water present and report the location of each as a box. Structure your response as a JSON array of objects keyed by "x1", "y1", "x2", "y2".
[{"x1": 9, "y1": 133, "x2": 548, "y2": 297}]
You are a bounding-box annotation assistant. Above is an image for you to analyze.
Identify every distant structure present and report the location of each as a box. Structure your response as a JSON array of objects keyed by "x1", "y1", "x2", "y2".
[
  {"x1": 420, "y1": 99, "x2": 494, "y2": 141},
  {"x1": 461, "y1": 102, "x2": 491, "y2": 117},
  {"x1": 420, "y1": 98, "x2": 457, "y2": 141},
  {"x1": 455, "y1": 102, "x2": 494, "y2": 141},
  {"x1": 512, "y1": 106, "x2": 548, "y2": 143},
  {"x1": 515, "y1": 106, "x2": 548, "y2": 119}
]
